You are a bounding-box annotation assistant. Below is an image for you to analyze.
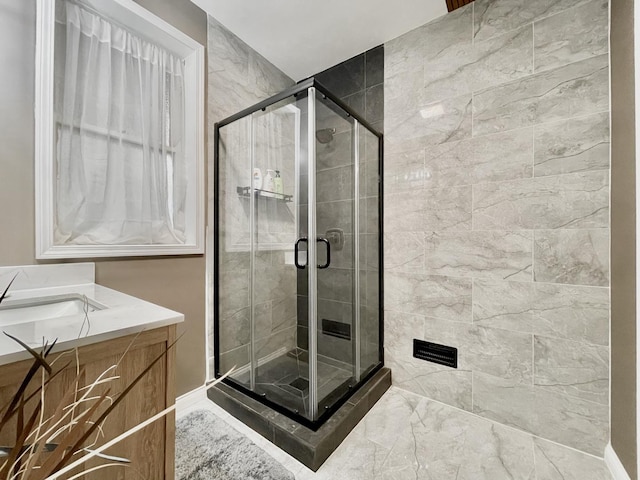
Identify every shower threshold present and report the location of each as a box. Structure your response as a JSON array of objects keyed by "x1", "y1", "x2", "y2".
[{"x1": 207, "y1": 365, "x2": 391, "y2": 471}]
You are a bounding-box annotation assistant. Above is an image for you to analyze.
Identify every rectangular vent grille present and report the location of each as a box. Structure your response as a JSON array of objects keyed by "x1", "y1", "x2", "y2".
[
  {"x1": 322, "y1": 318, "x2": 351, "y2": 341},
  {"x1": 413, "y1": 339, "x2": 457, "y2": 368}
]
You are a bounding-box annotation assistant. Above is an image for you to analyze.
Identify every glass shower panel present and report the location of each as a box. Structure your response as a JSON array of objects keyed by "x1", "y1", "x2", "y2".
[
  {"x1": 313, "y1": 93, "x2": 357, "y2": 415},
  {"x1": 358, "y1": 125, "x2": 381, "y2": 378},
  {"x1": 214, "y1": 79, "x2": 383, "y2": 429},
  {"x1": 249, "y1": 98, "x2": 309, "y2": 415},
  {"x1": 216, "y1": 116, "x2": 252, "y2": 387}
]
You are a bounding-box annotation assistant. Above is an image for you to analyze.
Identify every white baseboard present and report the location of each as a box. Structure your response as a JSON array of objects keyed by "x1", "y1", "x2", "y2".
[
  {"x1": 176, "y1": 386, "x2": 208, "y2": 418},
  {"x1": 605, "y1": 443, "x2": 632, "y2": 480}
]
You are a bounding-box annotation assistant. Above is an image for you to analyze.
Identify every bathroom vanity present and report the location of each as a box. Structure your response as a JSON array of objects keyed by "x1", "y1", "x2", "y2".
[{"x1": 0, "y1": 263, "x2": 183, "y2": 479}]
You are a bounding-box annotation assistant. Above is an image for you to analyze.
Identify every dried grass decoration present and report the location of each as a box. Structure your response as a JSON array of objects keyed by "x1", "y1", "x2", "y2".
[{"x1": 0, "y1": 274, "x2": 227, "y2": 480}]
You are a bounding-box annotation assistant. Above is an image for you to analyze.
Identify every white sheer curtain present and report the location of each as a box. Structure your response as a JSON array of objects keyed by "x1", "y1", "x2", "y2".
[{"x1": 55, "y1": 1, "x2": 187, "y2": 245}]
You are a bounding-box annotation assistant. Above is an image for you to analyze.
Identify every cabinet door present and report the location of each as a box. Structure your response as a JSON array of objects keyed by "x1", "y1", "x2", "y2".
[{"x1": 0, "y1": 328, "x2": 174, "y2": 480}]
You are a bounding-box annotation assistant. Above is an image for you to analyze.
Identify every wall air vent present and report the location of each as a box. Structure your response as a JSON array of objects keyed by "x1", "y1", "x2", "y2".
[
  {"x1": 322, "y1": 318, "x2": 351, "y2": 341},
  {"x1": 413, "y1": 339, "x2": 457, "y2": 368},
  {"x1": 446, "y1": 0, "x2": 474, "y2": 12}
]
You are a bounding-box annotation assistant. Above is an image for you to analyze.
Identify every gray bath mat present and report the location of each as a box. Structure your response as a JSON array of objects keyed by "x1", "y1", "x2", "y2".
[{"x1": 175, "y1": 409, "x2": 295, "y2": 480}]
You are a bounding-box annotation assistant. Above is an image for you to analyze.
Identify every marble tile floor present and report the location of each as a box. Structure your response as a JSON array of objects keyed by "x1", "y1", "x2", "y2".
[{"x1": 178, "y1": 386, "x2": 612, "y2": 480}]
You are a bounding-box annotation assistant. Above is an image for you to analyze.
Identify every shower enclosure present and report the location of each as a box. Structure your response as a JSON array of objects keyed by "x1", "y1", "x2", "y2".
[{"x1": 213, "y1": 78, "x2": 382, "y2": 428}]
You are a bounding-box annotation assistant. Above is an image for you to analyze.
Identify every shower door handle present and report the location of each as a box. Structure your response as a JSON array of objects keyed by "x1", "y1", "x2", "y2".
[
  {"x1": 317, "y1": 237, "x2": 331, "y2": 269},
  {"x1": 294, "y1": 237, "x2": 308, "y2": 269}
]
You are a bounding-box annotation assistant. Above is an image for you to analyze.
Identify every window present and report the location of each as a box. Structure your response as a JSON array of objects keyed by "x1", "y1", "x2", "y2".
[{"x1": 35, "y1": 0, "x2": 204, "y2": 258}]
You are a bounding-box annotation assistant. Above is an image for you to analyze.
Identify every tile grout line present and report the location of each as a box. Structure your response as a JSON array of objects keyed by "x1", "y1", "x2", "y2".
[
  {"x1": 384, "y1": 306, "x2": 610, "y2": 349},
  {"x1": 386, "y1": 265, "x2": 611, "y2": 290},
  {"x1": 532, "y1": 20, "x2": 536, "y2": 74},
  {"x1": 384, "y1": 109, "x2": 609, "y2": 159}
]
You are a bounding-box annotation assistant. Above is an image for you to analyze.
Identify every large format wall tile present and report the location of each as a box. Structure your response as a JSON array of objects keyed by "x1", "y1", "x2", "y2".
[
  {"x1": 423, "y1": 139, "x2": 474, "y2": 187},
  {"x1": 472, "y1": 171, "x2": 609, "y2": 230},
  {"x1": 466, "y1": 326, "x2": 533, "y2": 383},
  {"x1": 385, "y1": 311, "x2": 473, "y2": 410},
  {"x1": 533, "y1": 282, "x2": 609, "y2": 345},
  {"x1": 365, "y1": 46, "x2": 384, "y2": 87},
  {"x1": 315, "y1": 54, "x2": 364, "y2": 98},
  {"x1": 534, "y1": 0, "x2": 609, "y2": 73},
  {"x1": 385, "y1": 24, "x2": 427, "y2": 78},
  {"x1": 384, "y1": 148, "x2": 424, "y2": 193},
  {"x1": 385, "y1": 272, "x2": 472, "y2": 321},
  {"x1": 422, "y1": 24, "x2": 533, "y2": 103},
  {"x1": 473, "y1": 279, "x2": 535, "y2": 333},
  {"x1": 318, "y1": 268, "x2": 353, "y2": 303},
  {"x1": 534, "y1": 229, "x2": 609, "y2": 286},
  {"x1": 424, "y1": 231, "x2": 533, "y2": 280},
  {"x1": 424, "y1": 186, "x2": 472, "y2": 231},
  {"x1": 473, "y1": 0, "x2": 593, "y2": 42},
  {"x1": 473, "y1": 369, "x2": 609, "y2": 456},
  {"x1": 316, "y1": 166, "x2": 353, "y2": 203},
  {"x1": 472, "y1": 371, "x2": 535, "y2": 431},
  {"x1": 383, "y1": 232, "x2": 424, "y2": 272},
  {"x1": 534, "y1": 112, "x2": 610, "y2": 176},
  {"x1": 471, "y1": 127, "x2": 534, "y2": 183},
  {"x1": 254, "y1": 325, "x2": 296, "y2": 360},
  {"x1": 532, "y1": 388, "x2": 609, "y2": 456},
  {"x1": 385, "y1": 189, "x2": 424, "y2": 232},
  {"x1": 387, "y1": 348, "x2": 474, "y2": 412},
  {"x1": 317, "y1": 200, "x2": 353, "y2": 234},
  {"x1": 384, "y1": 0, "x2": 610, "y2": 458},
  {"x1": 534, "y1": 335, "x2": 609, "y2": 404},
  {"x1": 473, "y1": 55, "x2": 609, "y2": 136},
  {"x1": 424, "y1": 317, "x2": 533, "y2": 384},
  {"x1": 421, "y1": 128, "x2": 533, "y2": 188},
  {"x1": 384, "y1": 70, "x2": 424, "y2": 121},
  {"x1": 365, "y1": 84, "x2": 384, "y2": 125},
  {"x1": 470, "y1": 24, "x2": 534, "y2": 93},
  {"x1": 386, "y1": 94, "x2": 473, "y2": 152},
  {"x1": 473, "y1": 279, "x2": 609, "y2": 345}
]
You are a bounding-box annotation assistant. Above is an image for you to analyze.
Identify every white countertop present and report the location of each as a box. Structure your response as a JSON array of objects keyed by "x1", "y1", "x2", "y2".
[{"x1": 0, "y1": 263, "x2": 184, "y2": 366}]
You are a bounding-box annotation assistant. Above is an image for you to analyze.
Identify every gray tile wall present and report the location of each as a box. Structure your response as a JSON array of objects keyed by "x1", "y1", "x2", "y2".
[
  {"x1": 207, "y1": 17, "x2": 297, "y2": 377},
  {"x1": 297, "y1": 47, "x2": 384, "y2": 362},
  {"x1": 384, "y1": 0, "x2": 610, "y2": 456},
  {"x1": 315, "y1": 46, "x2": 384, "y2": 133}
]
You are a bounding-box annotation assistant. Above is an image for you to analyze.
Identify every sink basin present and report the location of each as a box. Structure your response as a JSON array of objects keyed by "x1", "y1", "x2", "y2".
[{"x1": 0, "y1": 294, "x2": 106, "y2": 326}]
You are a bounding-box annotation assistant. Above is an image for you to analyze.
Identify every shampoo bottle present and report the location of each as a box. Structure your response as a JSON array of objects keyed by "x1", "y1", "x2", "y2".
[
  {"x1": 252, "y1": 168, "x2": 263, "y2": 190},
  {"x1": 274, "y1": 170, "x2": 283, "y2": 195},
  {"x1": 264, "y1": 169, "x2": 276, "y2": 195}
]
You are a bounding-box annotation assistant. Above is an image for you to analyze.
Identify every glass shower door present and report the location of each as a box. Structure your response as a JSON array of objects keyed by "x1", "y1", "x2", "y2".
[
  {"x1": 249, "y1": 98, "x2": 303, "y2": 409},
  {"x1": 307, "y1": 89, "x2": 359, "y2": 419},
  {"x1": 216, "y1": 95, "x2": 307, "y2": 414},
  {"x1": 215, "y1": 80, "x2": 382, "y2": 427}
]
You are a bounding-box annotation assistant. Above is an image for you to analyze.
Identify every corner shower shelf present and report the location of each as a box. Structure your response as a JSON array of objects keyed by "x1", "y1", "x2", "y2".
[{"x1": 237, "y1": 186, "x2": 293, "y2": 203}]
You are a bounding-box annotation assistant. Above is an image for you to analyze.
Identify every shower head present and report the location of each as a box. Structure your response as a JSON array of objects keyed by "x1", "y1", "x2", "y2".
[{"x1": 316, "y1": 128, "x2": 336, "y2": 144}]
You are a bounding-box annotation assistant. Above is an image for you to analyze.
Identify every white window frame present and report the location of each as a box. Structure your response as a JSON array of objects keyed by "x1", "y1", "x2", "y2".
[{"x1": 35, "y1": 0, "x2": 205, "y2": 259}]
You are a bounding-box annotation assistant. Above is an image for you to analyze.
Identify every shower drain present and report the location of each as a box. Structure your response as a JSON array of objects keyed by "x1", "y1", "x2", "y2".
[{"x1": 289, "y1": 377, "x2": 309, "y2": 392}]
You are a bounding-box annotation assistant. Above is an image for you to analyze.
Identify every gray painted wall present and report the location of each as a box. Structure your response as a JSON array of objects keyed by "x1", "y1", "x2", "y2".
[
  {"x1": 0, "y1": 0, "x2": 36, "y2": 267},
  {"x1": 384, "y1": 0, "x2": 610, "y2": 456},
  {"x1": 611, "y1": 0, "x2": 637, "y2": 476},
  {"x1": 0, "y1": 0, "x2": 208, "y2": 397}
]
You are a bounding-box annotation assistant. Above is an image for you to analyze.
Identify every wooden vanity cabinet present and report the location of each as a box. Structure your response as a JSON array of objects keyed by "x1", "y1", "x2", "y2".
[{"x1": 0, "y1": 326, "x2": 176, "y2": 480}]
